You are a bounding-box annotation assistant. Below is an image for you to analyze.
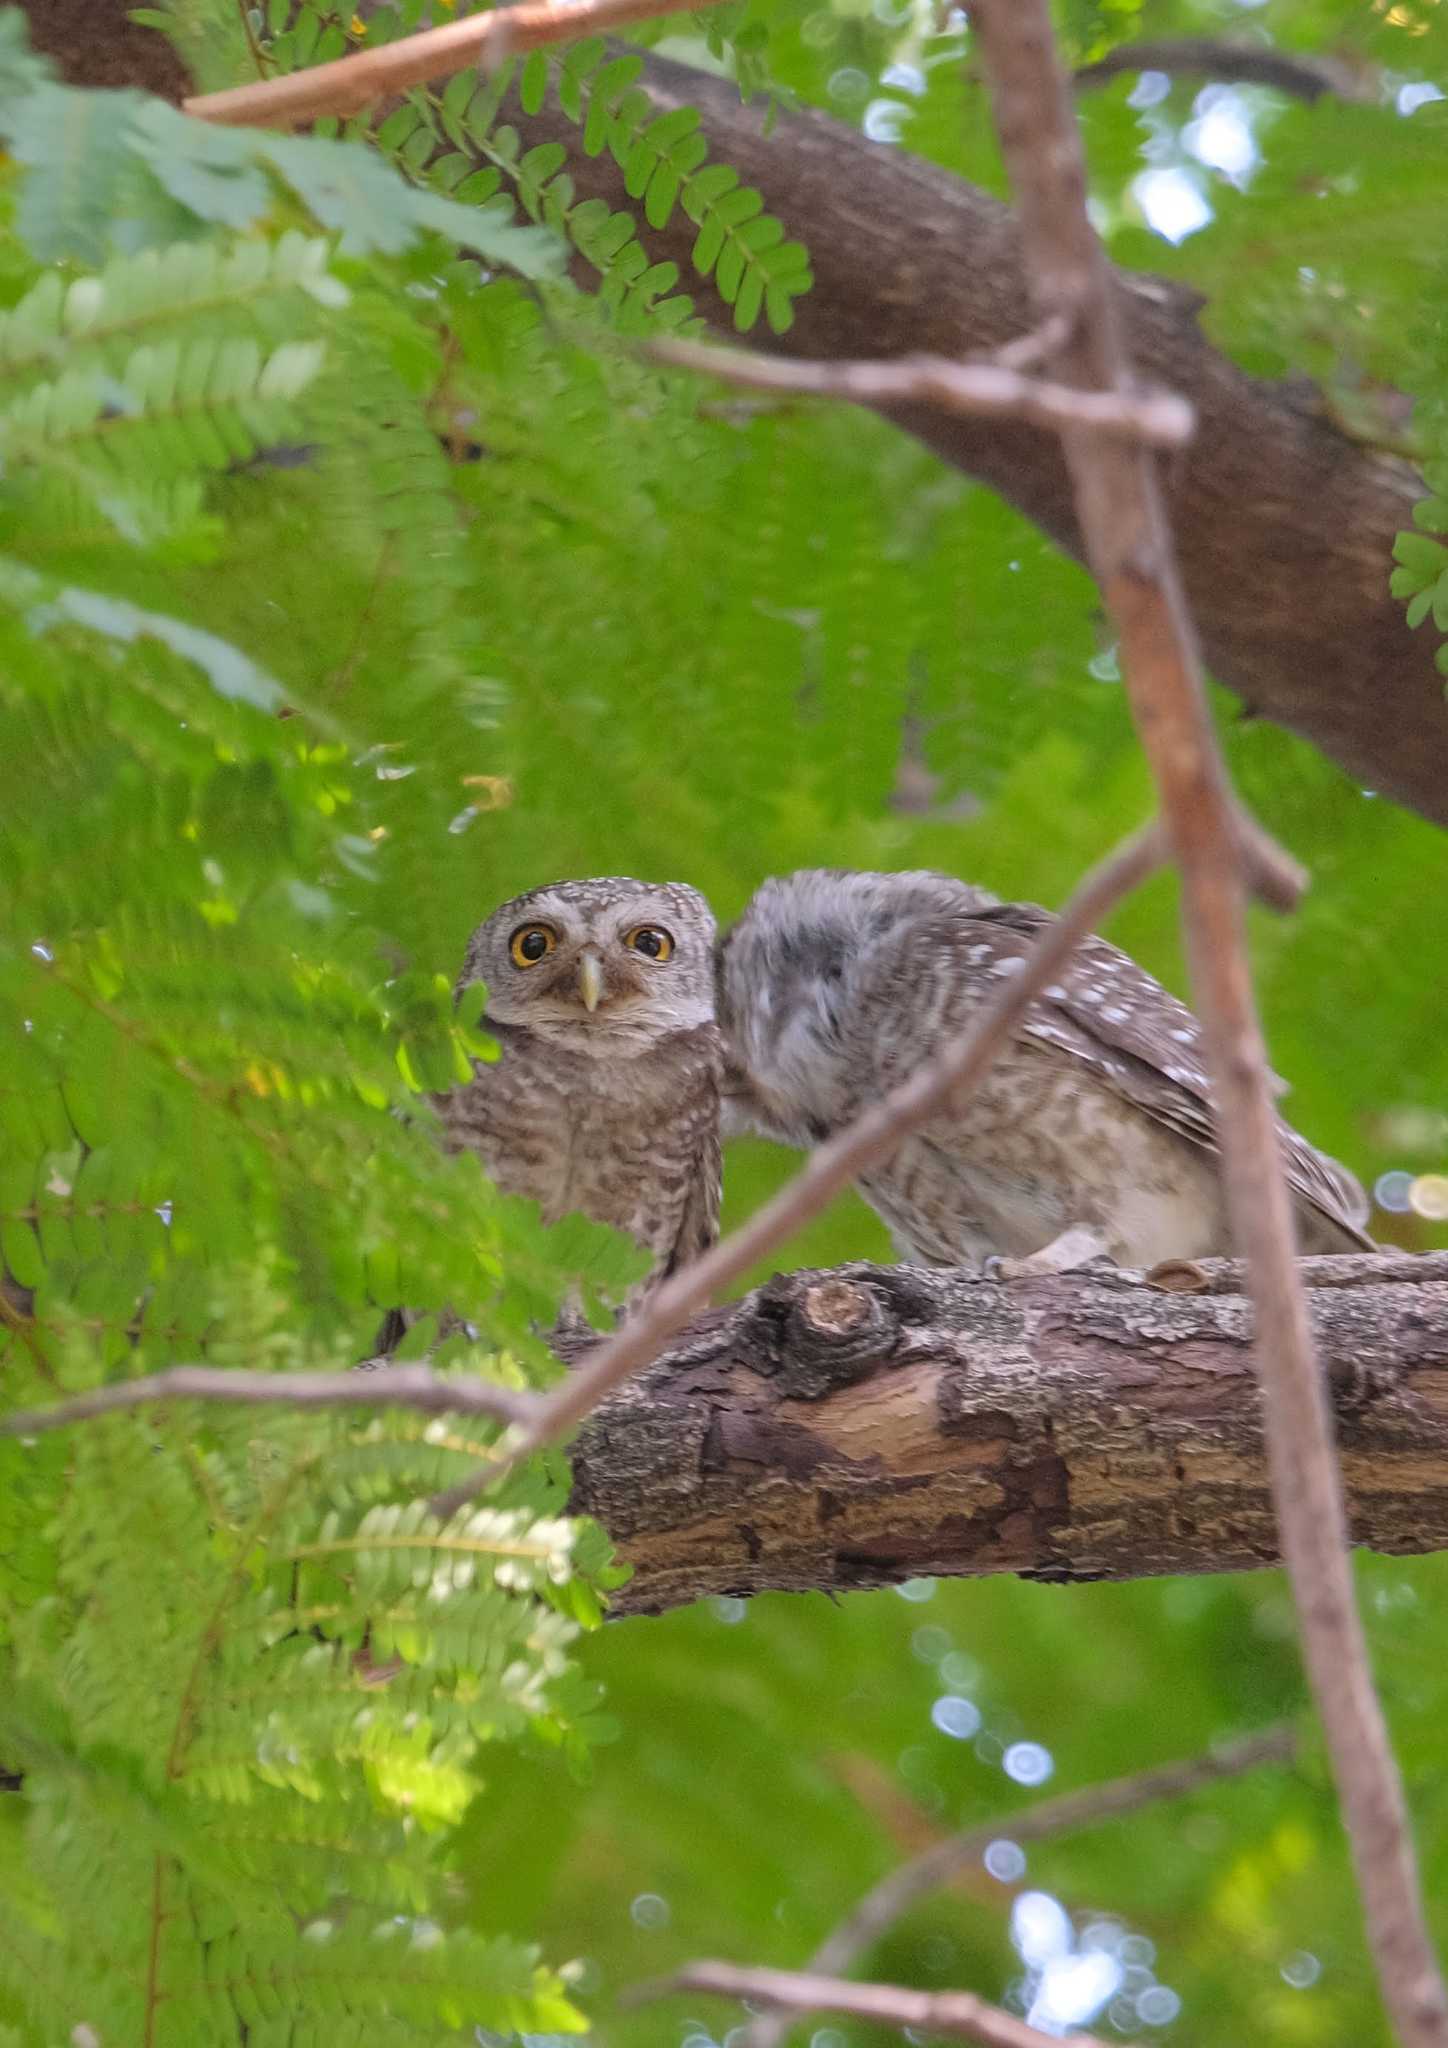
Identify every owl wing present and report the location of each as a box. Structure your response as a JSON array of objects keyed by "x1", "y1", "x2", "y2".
[{"x1": 958, "y1": 901, "x2": 1374, "y2": 1251}]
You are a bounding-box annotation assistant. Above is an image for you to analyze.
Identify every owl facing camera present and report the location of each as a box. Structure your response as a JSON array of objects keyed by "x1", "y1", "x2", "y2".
[{"x1": 440, "y1": 878, "x2": 724, "y2": 1300}]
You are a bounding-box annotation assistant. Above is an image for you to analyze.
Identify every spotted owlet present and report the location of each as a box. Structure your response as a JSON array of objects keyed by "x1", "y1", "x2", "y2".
[
  {"x1": 717, "y1": 868, "x2": 1374, "y2": 1270},
  {"x1": 440, "y1": 878, "x2": 723, "y2": 1295}
]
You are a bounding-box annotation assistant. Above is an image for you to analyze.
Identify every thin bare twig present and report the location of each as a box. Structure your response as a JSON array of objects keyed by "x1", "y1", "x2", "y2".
[
  {"x1": 740, "y1": 1723, "x2": 1297, "y2": 2048},
  {"x1": 640, "y1": 1961, "x2": 1110, "y2": 2048},
  {"x1": 970, "y1": 4, "x2": 1448, "y2": 2043},
  {"x1": 0, "y1": 1363, "x2": 534, "y2": 1441},
  {"x1": 647, "y1": 338, "x2": 1195, "y2": 447},
  {"x1": 1073, "y1": 37, "x2": 1372, "y2": 105},
  {"x1": 990, "y1": 313, "x2": 1074, "y2": 374},
  {"x1": 184, "y1": 0, "x2": 735, "y2": 128},
  {"x1": 1235, "y1": 809, "x2": 1307, "y2": 912},
  {"x1": 426, "y1": 819, "x2": 1167, "y2": 1518}
]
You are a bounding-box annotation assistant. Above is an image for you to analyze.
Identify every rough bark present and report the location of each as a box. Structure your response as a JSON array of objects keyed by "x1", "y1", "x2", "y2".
[
  {"x1": 570, "y1": 1252, "x2": 1448, "y2": 1616},
  {"x1": 23, "y1": 0, "x2": 190, "y2": 100},
  {"x1": 30, "y1": 10, "x2": 1448, "y2": 825}
]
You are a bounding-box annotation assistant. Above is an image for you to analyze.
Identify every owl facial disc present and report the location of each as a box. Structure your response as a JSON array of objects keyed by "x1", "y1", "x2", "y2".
[{"x1": 457, "y1": 877, "x2": 718, "y2": 1052}]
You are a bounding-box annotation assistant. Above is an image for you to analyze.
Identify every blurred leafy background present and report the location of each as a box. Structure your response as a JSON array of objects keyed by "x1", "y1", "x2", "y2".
[{"x1": 3, "y1": 0, "x2": 1448, "y2": 2042}]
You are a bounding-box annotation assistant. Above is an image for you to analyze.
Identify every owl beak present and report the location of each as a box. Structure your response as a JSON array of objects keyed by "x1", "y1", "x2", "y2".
[{"x1": 577, "y1": 949, "x2": 604, "y2": 1014}]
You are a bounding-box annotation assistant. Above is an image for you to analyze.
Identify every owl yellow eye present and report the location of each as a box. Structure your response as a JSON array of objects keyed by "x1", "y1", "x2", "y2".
[
  {"x1": 624, "y1": 925, "x2": 674, "y2": 962},
  {"x1": 509, "y1": 923, "x2": 557, "y2": 968}
]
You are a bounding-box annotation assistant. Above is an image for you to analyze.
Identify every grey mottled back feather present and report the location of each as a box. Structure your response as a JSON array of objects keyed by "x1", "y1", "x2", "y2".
[{"x1": 718, "y1": 868, "x2": 1373, "y2": 1267}]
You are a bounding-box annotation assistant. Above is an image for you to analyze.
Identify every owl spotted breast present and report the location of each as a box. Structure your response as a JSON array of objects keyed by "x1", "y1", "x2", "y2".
[
  {"x1": 441, "y1": 878, "x2": 723, "y2": 1294},
  {"x1": 717, "y1": 868, "x2": 1374, "y2": 1271}
]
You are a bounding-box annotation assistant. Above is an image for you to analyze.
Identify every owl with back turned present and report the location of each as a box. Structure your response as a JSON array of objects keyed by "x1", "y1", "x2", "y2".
[
  {"x1": 440, "y1": 877, "x2": 723, "y2": 1297},
  {"x1": 717, "y1": 867, "x2": 1374, "y2": 1270}
]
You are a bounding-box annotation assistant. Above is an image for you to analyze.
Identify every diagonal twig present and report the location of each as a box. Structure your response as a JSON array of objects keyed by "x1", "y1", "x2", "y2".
[
  {"x1": 646, "y1": 337, "x2": 1195, "y2": 446},
  {"x1": 426, "y1": 818, "x2": 1168, "y2": 1517},
  {"x1": 968, "y1": 4, "x2": 1448, "y2": 2043},
  {"x1": 184, "y1": 0, "x2": 737, "y2": 129},
  {"x1": 0, "y1": 1362, "x2": 534, "y2": 1442},
  {"x1": 990, "y1": 313, "x2": 1074, "y2": 374},
  {"x1": 638, "y1": 1960, "x2": 1110, "y2": 2048},
  {"x1": 739, "y1": 1723, "x2": 1297, "y2": 2048}
]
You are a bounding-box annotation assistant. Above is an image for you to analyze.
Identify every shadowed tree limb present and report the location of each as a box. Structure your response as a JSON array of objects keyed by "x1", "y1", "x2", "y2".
[
  {"x1": 501, "y1": 51, "x2": 1445, "y2": 827},
  {"x1": 1073, "y1": 37, "x2": 1374, "y2": 103},
  {"x1": 25, "y1": 7, "x2": 1447, "y2": 823}
]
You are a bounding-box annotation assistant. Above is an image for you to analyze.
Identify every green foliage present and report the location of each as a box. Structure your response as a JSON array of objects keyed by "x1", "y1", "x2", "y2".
[
  {"x1": 1390, "y1": 510, "x2": 1448, "y2": 679},
  {"x1": 0, "y1": 1363, "x2": 606, "y2": 2042},
  {"x1": 0, "y1": 15, "x2": 651, "y2": 2041},
  {"x1": 0, "y1": 56, "x2": 560, "y2": 276},
  {"x1": 3, "y1": 2, "x2": 1448, "y2": 2046},
  {"x1": 354, "y1": 40, "x2": 812, "y2": 336}
]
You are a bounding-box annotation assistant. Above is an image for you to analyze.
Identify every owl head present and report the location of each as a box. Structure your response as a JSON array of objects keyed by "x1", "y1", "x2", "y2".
[
  {"x1": 717, "y1": 867, "x2": 1000, "y2": 1140},
  {"x1": 459, "y1": 877, "x2": 717, "y2": 1055}
]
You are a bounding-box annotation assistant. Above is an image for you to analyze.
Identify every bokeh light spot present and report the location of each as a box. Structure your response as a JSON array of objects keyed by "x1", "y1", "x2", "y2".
[
  {"x1": 1137, "y1": 1985, "x2": 1183, "y2": 2026},
  {"x1": 984, "y1": 1838, "x2": 1027, "y2": 1883},
  {"x1": 896, "y1": 1577, "x2": 937, "y2": 1603},
  {"x1": 931, "y1": 1694, "x2": 983, "y2": 1740},
  {"x1": 1003, "y1": 1741, "x2": 1054, "y2": 1786}
]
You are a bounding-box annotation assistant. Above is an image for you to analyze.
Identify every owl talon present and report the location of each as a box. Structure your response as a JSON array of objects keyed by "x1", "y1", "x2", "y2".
[
  {"x1": 984, "y1": 1225, "x2": 1115, "y2": 1282},
  {"x1": 547, "y1": 1289, "x2": 604, "y2": 1363}
]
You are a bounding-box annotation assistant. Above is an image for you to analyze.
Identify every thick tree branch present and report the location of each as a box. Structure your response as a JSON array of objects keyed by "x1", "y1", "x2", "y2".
[
  {"x1": 569, "y1": 1253, "x2": 1448, "y2": 1616},
  {"x1": 20, "y1": 1257, "x2": 1448, "y2": 1613},
  {"x1": 969, "y1": 6, "x2": 1444, "y2": 2040},
  {"x1": 506, "y1": 52, "x2": 1446, "y2": 827},
  {"x1": 23, "y1": 0, "x2": 190, "y2": 100}
]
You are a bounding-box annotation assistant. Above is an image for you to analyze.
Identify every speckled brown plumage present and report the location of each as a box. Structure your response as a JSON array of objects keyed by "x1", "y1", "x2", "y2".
[
  {"x1": 440, "y1": 878, "x2": 723, "y2": 1294},
  {"x1": 717, "y1": 868, "x2": 1374, "y2": 1268}
]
